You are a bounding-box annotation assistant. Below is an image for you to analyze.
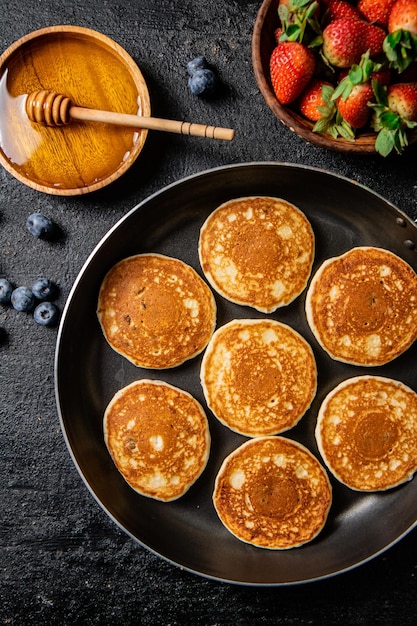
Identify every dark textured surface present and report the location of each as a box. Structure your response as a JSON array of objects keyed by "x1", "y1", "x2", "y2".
[{"x1": 1, "y1": 1, "x2": 417, "y2": 624}]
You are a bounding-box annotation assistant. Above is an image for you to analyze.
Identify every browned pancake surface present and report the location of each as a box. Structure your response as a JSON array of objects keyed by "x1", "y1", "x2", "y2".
[
  {"x1": 97, "y1": 253, "x2": 216, "y2": 369},
  {"x1": 316, "y1": 376, "x2": 417, "y2": 491},
  {"x1": 305, "y1": 246, "x2": 417, "y2": 366},
  {"x1": 201, "y1": 319, "x2": 317, "y2": 436},
  {"x1": 199, "y1": 196, "x2": 314, "y2": 313},
  {"x1": 213, "y1": 437, "x2": 332, "y2": 549},
  {"x1": 104, "y1": 379, "x2": 210, "y2": 501}
]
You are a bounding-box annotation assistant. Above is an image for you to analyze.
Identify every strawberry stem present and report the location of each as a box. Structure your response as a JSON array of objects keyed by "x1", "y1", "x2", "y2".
[
  {"x1": 383, "y1": 29, "x2": 417, "y2": 73},
  {"x1": 369, "y1": 79, "x2": 417, "y2": 156},
  {"x1": 332, "y1": 52, "x2": 380, "y2": 102},
  {"x1": 278, "y1": 0, "x2": 322, "y2": 47},
  {"x1": 312, "y1": 84, "x2": 355, "y2": 140}
]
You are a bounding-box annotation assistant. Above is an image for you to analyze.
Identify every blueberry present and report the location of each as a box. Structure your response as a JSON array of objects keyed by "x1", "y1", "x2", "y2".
[
  {"x1": 32, "y1": 277, "x2": 57, "y2": 301},
  {"x1": 187, "y1": 56, "x2": 208, "y2": 76},
  {"x1": 26, "y1": 213, "x2": 55, "y2": 239},
  {"x1": 11, "y1": 286, "x2": 35, "y2": 312},
  {"x1": 33, "y1": 302, "x2": 59, "y2": 326},
  {"x1": 0, "y1": 278, "x2": 13, "y2": 304},
  {"x1": 188, "y1": 68, "x2": 217, "y2": 96}
]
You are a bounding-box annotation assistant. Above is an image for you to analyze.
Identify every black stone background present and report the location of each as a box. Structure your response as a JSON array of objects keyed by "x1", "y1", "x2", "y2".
[{"x1": 1, "y1": 1, "x2": 417, "y2": 624}]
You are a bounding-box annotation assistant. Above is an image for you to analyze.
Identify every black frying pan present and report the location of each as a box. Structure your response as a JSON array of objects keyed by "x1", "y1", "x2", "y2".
[{"x1": 55, "y1": 162, "x2": 417, "y2": 585}]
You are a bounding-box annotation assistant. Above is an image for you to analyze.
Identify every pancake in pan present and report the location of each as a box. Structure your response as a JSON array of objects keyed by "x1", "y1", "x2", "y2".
[
  {"x1": 200, "y1": 319, "x2": 317, "y2": 436},
  {"x1": 198, "y1": 196, "x2": 315, "y2": 313},
  {"x1": 213, "y1": 436, "x2": 332, "y2": 549},
  {"x1": 97, "y1": 253, "x2": 216, "y2": 369},
  {"x1": 104, "y1": 379, "x2": 210, "y2": 501},
  {"x1": 305, "y1": 246, "x2": 417, "y2": 366},
  {"x1": 315, "y1": 375, "x2": 417, "y2": 492}
]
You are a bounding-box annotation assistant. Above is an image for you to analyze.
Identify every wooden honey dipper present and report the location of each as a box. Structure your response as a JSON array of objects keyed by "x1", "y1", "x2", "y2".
[{"x1": 25, "y1": 90, "x2": 235, "y2": 141}]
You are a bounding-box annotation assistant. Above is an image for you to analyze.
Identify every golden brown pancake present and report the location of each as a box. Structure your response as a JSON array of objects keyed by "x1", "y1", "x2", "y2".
[
  {"x1": 200, "y1": 319, "x2": 317, "y2": 436},
  {"x1": 104, "y1": 379, "x2": 210, "y2": 501},
  {"x1": 97, "y1": 253, "x2": 216, "y2": 369},
  {"x1": 315, "y1": 375, "x2": 417, "y2": 492},
  {"x1": 198, "y1": 196, "x2": 315, "y2": 313},
  {"x1": 213, "y1": 436, "x2": 332, "y2": 549},
  {"x1": 305, "y1": 246, "x2": 417, "y2": 366}
]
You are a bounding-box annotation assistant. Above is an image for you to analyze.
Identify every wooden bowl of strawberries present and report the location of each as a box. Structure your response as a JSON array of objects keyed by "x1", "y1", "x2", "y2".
[{"x1": 252, "y1": 0, "x2": 417, "y2": 155}]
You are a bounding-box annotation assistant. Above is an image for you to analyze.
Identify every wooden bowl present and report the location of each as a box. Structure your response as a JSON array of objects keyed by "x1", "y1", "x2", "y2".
[
  {"x1": 252, "y1": 0, "x2": 417, "y2": 154},
  {"x1": 0, "y1": 26, "x2": 151, "y2": 195}
]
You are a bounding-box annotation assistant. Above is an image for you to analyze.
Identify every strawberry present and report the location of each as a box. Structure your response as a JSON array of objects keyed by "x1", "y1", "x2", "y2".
[
  {"x1": 357, "y1": 0, "x2": 396, "y2": 28},
  {"x1": 298, "y1": 80, "x2": 357, "y2": 143},
  {"x1": 365, "y1": 24, "x2": 391, "y2": 57},
  {"x1": 322, "y1": 18, "x2": 386, "y2": 67},
  {"x1": 306, "y1": 81, "x2": 356, "y2": 140},
  {"x1": 372, "y1": 68, "x2": 392, "y2": 85},
  {"x1": 298, "y1": 78, "x2": 334, "y2": 120},
  {"x1": 388, "y1": 81, "x2": 417, "y2": 117},
  {"x1": 322, "y1": 0, "x2": 360, "y2": 25},
  {"x1": 383, "y1": 1, "x2": 417, "y2": 72},
  {"x1": 370, "y1": 79, "x2": 417, "y2": 155},
  {"x1": 332, "y1": 51, "x2": 381, "y2": 101},
  {"x1": 275, "y1": 27, "x2": 284, "y2": 44},
  {"x1": 331, "y1": 52, "x2": 389, "y2": 131},
  {"x1": 270, "y1": 42, "x2": 316, "y2": 104},
  {"x1": 388, "y1": 0, "x2": 417, "y2": 34},
  {"x1": 337, "y1": 82, "x2": 374, "y2": 127}
]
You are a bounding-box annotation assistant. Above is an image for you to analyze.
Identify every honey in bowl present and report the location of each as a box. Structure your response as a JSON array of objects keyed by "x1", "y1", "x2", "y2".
[{"x1": 0, "y1": 26, "x2": 151, "y2": 195}]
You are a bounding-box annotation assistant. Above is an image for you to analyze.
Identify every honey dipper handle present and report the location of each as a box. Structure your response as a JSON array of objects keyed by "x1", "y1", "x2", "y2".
[
  {"x1": 26, "y1": 90, "x2": 235, "y2": 141},
  {"x1": 70, "y1": 106, "x2": 235, "y2": 140}
]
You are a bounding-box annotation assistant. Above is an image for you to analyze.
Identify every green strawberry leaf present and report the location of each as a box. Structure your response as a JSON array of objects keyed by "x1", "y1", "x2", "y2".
[
  {"x1": 313, "y1": 117, "x2": 330, "y2": 133},
  {"x1": 286, "y1": 24, "x2": 303, "y2": 41},
  {"x1": 383, "y1": 30, "x2": 417, "y2": 73},
  {"x1": 380, "y1": 110, "x2": 402, "y2": 129},
  {"x1": 362, "y1": 58, "x2": 376, "y2": 81},
  {"x1": 308, "y1": 34, "x2": 323, "y2": 49},
  {"x1": 335, "y1": 118, "x2": 355, "y2": 141},
  {"x1": 332, "y1": 80, "x2": 350, "y2": 102},
  {"x1": 371, "y1": 78, "x2": 388, "y2": 107},
  {"x1": 305, "y1": 1, "x2": 319, "y2": 19},
  {"x1": 383, "y1": 31, "x2": 402, "y2": 61},
  {"x1": 321, "y1": 84, "x2": 335, "y2": 103},
  {"x1": 394, "y1": 127, "x2": 409, "y2": 152},
  {"x1": 278, "y1": 0, "x2": 322, "y2": 46},
  {"x1": 404, "y1": 119, "x2": 417, "y2": 130},
  {"x1": 290, "y1": 0, "x2": 303, "y2": 7},
  {"x1": 291, "y1": 0, "x2": 314, "y2": 9},
  {"x1": 375, "y1": 124, "x2": 411, "y2": 156},
  {"x1": 375, "y1": 129, "x2": 396, "y2": 156},
  {"x1": 327, "y1": 126, "x2": 339, "y2": 139},
  {"x1": 278, "y1": 4, "x2": 290, "y2": 25},
  {"x1": 349, "y1": 65, "x2": 363, "y2": 86}
]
